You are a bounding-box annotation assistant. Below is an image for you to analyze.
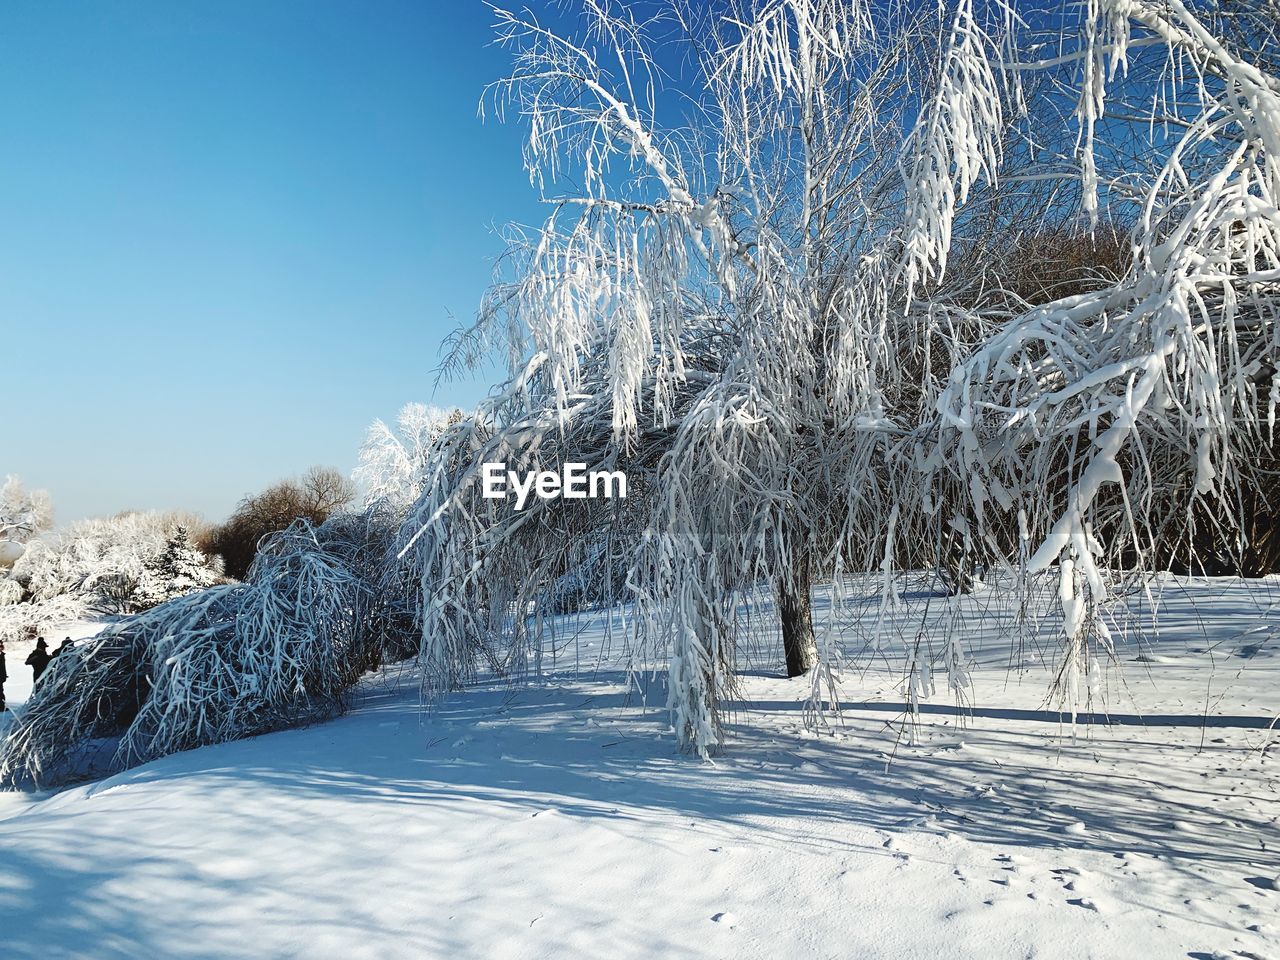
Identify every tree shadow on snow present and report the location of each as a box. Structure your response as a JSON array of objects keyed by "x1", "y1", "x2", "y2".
[{"x1": 1, "y1": 662, "x2": 1274, "y2": 957}]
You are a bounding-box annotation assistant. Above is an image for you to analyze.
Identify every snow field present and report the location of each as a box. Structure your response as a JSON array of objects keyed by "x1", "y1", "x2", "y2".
[{"x1": 0, "y1": 576, "x2": 1275, "y2": 959}]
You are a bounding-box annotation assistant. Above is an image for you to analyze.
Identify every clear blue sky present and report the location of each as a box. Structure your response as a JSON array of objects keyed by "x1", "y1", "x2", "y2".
[{"x1": 0, "y1": 0, "x2": 542, "y2": 525}]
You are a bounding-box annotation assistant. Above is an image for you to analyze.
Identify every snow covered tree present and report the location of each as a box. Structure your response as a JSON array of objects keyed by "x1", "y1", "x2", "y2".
[
  {"x1": 135, "y1": 526, "x2": 222, "y2": 610},
  {"x1": 411, "y1": 0, "x2": 965, "y2": 713},
  {"x1": 0, "y1": 475, "x2": 52, "y2": 569},
  {"x1": 355, "y1": 404, "x2": 460, "y2": 514},
  {"x1": 927, "y1": 0, "x2": 1280, "y2": 708},
  {"x1": 400, "y1": 0, "x2": 1280, "y2": 755}
]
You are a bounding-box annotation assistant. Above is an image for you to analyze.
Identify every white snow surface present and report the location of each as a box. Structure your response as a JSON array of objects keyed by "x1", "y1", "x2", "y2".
[{"x1": 0, "y1": 576, "x2": 1276, "y2": 959}]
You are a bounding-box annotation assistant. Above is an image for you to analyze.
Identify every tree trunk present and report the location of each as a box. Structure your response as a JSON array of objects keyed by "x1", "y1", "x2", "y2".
[{"x1": 779, "y1": 557, "x2": 817, "y2": 678}]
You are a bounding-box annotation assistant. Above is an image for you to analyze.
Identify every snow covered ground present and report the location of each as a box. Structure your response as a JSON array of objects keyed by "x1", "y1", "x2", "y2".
[{"x1": 0, "y1": 576, "x2": 1276, "y2": 959}]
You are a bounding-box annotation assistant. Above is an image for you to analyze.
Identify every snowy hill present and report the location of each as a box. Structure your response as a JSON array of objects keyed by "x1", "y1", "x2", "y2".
[{"x1": 0, "y1": 576, "x2": 1276, "y2": 959}]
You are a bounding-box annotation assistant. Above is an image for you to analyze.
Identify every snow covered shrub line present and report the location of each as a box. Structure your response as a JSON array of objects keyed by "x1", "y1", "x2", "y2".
[{"x1": 0, "y1": 510, "x2": 224, "y2": 655}]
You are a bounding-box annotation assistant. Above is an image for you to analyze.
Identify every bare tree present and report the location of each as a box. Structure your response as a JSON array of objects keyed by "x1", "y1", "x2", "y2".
[
  {"x1": 299, "y1": 466, "x2": 359, "y2": 518},
  {"x1": 206, "y1": 467, "x2": 356, "y2": 579}
]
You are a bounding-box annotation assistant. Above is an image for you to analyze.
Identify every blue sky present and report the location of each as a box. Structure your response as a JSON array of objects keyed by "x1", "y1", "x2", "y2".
[{"x1": 0, "y1": 0, "x2": 543, "y2": 525}]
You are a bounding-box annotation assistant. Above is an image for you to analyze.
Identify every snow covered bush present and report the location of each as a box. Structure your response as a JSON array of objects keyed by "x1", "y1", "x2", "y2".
[
  {"x1": 313, "y1": 507, "x2": 422, "y2": 668},
  {"x1": 401, "y1": 0, "x2": 1280, "y2": 755},
  {"x1": 0, "y1": 519, "x2": 382, "y2": 788},
  {"x1": 0, "y1": 577, "x2": 22, "y2": 608}
]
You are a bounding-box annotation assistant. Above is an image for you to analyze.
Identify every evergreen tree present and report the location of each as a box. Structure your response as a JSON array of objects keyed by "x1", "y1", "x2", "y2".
[{"x1": 136, "y1": 527, "x2": 220, "y2": 610}]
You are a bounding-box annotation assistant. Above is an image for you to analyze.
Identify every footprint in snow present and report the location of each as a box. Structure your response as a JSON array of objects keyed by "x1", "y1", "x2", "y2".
[
  {"x1": 710, "y1": 912, "x2": 736, "y2": 927},
  {"x1": 1067, "y1": 897, "x2": 1100, "y2": 913},
  {"x1": 1244, "y1": 876, "x2": 1279, "y2": 892}
]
